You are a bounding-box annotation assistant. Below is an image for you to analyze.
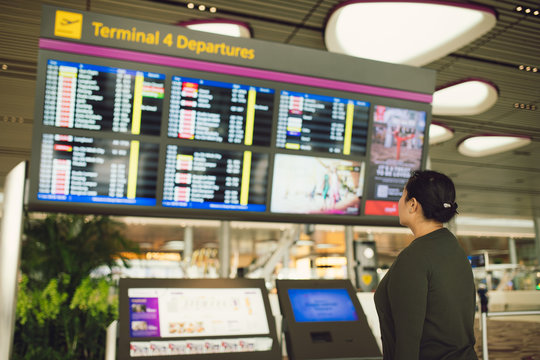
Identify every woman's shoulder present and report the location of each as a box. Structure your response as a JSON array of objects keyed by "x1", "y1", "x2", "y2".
[{"x1": 394, "y1": 242, "x2": 430, "y2": 269}]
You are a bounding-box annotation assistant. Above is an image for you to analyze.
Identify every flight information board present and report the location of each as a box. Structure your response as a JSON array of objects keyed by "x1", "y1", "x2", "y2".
[
  {"x1": 162, "y1": 145, "x2": 268, "y2": 212},
  {"x1": 43, "y1": 59, "x2": 165, "y2": 135},
  {"x1": 37, "y1": 133, "x2": 159, "y2": 206},
  {"x1": 276, "y1": 90, "x2": 370, "y2": 155},
  {"x1": 29, "y1": 42, "x2": 429, "y2": 223},
  {"x1": 168, "y1": 76, "x2": 274, "y2": 146}
]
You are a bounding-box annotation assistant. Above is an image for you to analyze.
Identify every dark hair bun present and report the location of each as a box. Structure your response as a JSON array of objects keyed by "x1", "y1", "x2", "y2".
[{"x1": 405, "y1": 171, "x2": 458, "y2": 223}]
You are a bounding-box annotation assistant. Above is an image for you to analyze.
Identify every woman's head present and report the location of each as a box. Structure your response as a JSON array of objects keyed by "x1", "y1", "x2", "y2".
[{"x1": 402, "y1": 170, "x2": 458, "y2": 223}]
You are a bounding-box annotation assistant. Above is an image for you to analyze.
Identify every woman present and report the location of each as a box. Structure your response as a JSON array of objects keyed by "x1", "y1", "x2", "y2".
[{"x1": 374, "y1": 170, "x2": 477, "y2": 359}]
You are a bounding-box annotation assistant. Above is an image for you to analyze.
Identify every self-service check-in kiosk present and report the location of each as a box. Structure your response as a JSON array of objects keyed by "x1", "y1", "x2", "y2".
[{"x1": 276, "y1": 279, "x2": 381, "y2": 360}]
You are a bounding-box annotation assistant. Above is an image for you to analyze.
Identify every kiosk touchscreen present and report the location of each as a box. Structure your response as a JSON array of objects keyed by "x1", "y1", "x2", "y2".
[
  {"x1": 276, "y1": 279, "x2": 381, "y2": 360},
  {"x1": 118, "y1": 278, "x2": 281, "y2": 360}
]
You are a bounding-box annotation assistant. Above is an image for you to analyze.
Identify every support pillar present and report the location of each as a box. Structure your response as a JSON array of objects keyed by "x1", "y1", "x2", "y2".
[
  {"x1": 219, "y1": 221, "x2": 231, "y2": 278},
  {"x1": 508, "y1": 237, "x2": 517, "y2": 265},
  {"x1": 183, "y1": 226, "x2": 193, "y2": 262},
  {"x1": 534, "y1": 217, "x2": 540, "y2": 266},
  {"x1": 0, "y1": 162, "x2": 26, "y2": 360},
  {"x1": 344, "y1": 225, "x2": 356, "y2": 287}
]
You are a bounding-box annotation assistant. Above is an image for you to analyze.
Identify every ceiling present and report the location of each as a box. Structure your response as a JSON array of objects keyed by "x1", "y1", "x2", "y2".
[{"x1": 0, "y1": 0, "x2": 539, "y2": 223}]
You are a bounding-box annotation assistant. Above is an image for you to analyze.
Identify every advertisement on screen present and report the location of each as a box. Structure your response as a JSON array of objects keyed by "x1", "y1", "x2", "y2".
[
  {"x1": 270, "y1": 154, "x2": 364, "y2": 215},
  {"x1": 287, "y1": 288, "x2": 359, "y2": 322},
  {"x1": 364, "y1": 106, "x2": 426, "y2": 216}
]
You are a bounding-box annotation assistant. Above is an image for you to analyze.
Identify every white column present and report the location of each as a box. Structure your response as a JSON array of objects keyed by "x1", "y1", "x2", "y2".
[
  {"x1": 219, "y1": 221, "x2": 231, "y2": 278},
  {"x1": 508, "y1": 237, "x2": 517, "y2": 265},
  {"x1": 0, "y1": 161, "x2": 26, "y2": 360},
  {"x1": 345, "y1": 225, "x2": 356, "y2": 287},
  {"x1": 183, "y1": 226, "x2": 193, "y2": 262}
]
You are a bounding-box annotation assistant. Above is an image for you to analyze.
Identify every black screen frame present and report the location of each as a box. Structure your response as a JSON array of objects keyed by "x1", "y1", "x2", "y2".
[{"x1": 118, "y1": 278, "x2": 281, "y2": 360}]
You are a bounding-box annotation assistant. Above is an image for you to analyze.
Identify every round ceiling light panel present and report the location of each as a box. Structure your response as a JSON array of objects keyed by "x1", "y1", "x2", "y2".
[
  {"x1": 325, "y1": 1, "x2": 497, "y2": 66},
  {"x1": 432, "y1": 78, "x2": 498, "y2": 115},
  {"x1": 178, "y1": 19, "x2": 252, "y2": 38}
]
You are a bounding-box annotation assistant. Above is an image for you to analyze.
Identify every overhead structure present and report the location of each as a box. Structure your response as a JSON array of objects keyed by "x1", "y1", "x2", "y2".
[
  {"x1": 432, "y1": 78, "x2": 498, "y2": 116},
  {"x1": 325, "y1": 1, "x2": 497, "y2": 66},
  {"x1": 178, "y1": 19, "x2": 252, "y2": 38}
]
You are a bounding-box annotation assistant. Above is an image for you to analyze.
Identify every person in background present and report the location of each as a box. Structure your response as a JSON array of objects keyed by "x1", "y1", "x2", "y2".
[{"x1": 374, "y1": 170, "x2": 477, "y2": 359}]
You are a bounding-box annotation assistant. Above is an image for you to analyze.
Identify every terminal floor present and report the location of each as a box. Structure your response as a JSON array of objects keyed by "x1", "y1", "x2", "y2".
[
  {"x1": 474, "y1": 319, "x2": 540, "y2": 359},
  {"x1": 282, "y1": 319, "x2": 540, "y2": 360}
]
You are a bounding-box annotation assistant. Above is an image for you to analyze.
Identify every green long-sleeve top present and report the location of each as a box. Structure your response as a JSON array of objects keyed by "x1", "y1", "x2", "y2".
[{"x1": 374, "y1": 228, "x2": 477, "y2": 360}]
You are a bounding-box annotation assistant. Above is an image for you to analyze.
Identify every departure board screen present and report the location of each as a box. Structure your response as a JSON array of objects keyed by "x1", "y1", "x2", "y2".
[
  {"x1": 162, "y1": 145, "x2": 268, "y2": 212},
  {"x1": 29, "y1": 43, "x2": 429, "y2": 224},
  {"x1": 276, "y1": 90, "x2": 370, "y2": 155},
  {"x1": 37, "y1": 133, "x2": 159, "y2": 206},
  {"x1": 43, "y1": 59, "x2": 165, "y2": 135},
  {"x1": 168, "y1": 76, "x2": 274, "y2": 146}
]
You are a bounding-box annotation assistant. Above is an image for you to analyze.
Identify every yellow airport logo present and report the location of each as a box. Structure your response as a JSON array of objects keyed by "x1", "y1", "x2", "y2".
[{"x1": 54, "y1": 10, "x2": 83, "y2": 39}]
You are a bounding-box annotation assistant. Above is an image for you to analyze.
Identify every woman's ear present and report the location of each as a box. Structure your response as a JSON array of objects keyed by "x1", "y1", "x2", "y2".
[{"x1": 409, "y1": 197, "x2": 419, "y2": 213}]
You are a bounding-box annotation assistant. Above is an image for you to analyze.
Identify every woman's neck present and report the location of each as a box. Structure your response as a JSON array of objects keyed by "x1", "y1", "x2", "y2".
[{"x1": 410, "y1": 220, "x2": 443, "y2": 238}]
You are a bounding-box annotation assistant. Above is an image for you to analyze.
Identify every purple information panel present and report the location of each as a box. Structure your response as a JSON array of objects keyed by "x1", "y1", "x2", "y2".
[{"x1": 129, "y1": 298, "x2": 161, "y2": 338}]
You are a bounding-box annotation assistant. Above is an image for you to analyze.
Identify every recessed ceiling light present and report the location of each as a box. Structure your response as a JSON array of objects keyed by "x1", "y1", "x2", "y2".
[
  {"x1": 514, "y1": 103, "x2": 536, "y2": 111},
  {"x1": 432, "y1": 79, "x2": 498, "y2": 116},
  {"x1": 457, "y1": 135, "x2": 532, "y2": 157},
  {"x1": 178, "y1": 20, "x2": 252, "y2": 38},
  {"x1": 429, "y1": 122, "x2": 454, "y2": 145},
  {"x1": 325, "y1": 1, "x2": 497, "y2": 66}
]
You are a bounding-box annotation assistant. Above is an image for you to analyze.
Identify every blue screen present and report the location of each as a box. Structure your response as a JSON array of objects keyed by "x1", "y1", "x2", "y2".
[{"x1": 288, "y1": 288, "x2": 359, "y2": 322}]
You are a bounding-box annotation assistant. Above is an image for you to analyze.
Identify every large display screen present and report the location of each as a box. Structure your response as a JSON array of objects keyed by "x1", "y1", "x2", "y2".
[
  {"x1": 287, "y1": 288, "x2": 359, "y2": 322},
  {"x1": 37, "y1": 133, "x2": 158, "y2": 206},
  {"x1": 29, "y1": 39, "x2": 430, "y2": 224},
  {"x1": 270, "y1": 154, "x2": 364, "y2": 215},
  {"x1": 118, "y1": 278, "x2": 281, "y2": 359},
  {"x1": 43, "y1": 59, "x2": 165, "y2": 135},
  {"x1": 168, "y1": 76, "x2": 274, "y2": 146},
  {"x1": 276, "y1": 90, "x2": 369, "y2": 155},
  {"x1": 364, "y1": 105, "x2": 426, "y2": 216},
  {"x1": 162, "y1": 145, "x2": 268, "y2": 212}
]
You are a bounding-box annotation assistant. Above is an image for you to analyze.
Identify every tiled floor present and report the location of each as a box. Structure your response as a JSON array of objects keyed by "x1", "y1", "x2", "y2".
[{"x1": 474, "y1": 319, "x2": 540, "y2": 359}]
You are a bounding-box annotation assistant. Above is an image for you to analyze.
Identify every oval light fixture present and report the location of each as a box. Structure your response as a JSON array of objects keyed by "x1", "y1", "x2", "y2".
[
  {"x1": 429, "y1": 122, "x2": 454, "y2": 145},
  {"x1": 457, "y1": 135, "x2": 531, "y2": 157},
  {"x1": 432, "y1": 78, "x2": 498, "y2": 116},
  {"x1": 178, "y1": 19, "x2": 252, "y2": 38},
  {"x1": 325, "y1": 1, "x2": 497, "y2": 66}
]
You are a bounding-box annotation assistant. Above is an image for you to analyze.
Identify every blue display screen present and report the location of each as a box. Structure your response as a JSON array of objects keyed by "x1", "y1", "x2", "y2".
[{"x1": 288, "y1": 288, "x2": 359, "y2": 322}]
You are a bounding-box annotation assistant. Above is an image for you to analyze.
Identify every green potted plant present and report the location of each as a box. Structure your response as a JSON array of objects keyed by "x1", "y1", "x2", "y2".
[{"x1": 13, "y1": 213, "x2": 138, "y2": 360}]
